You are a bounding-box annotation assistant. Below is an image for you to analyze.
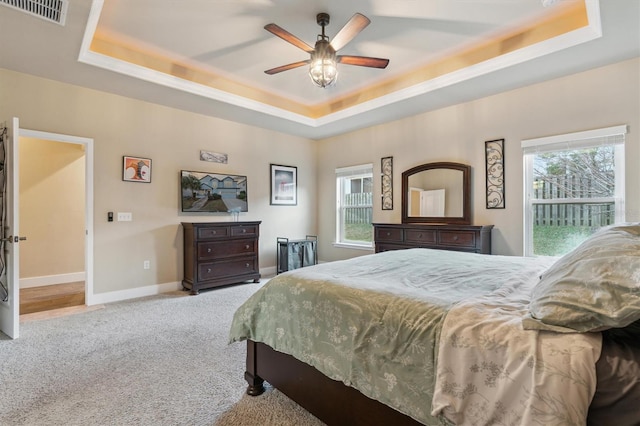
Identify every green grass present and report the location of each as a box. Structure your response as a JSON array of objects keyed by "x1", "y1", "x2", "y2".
[
  {"x1": 345, "y1": 223, "x2": 373, "y2": 243},
  {"x1": 533, "y1": 225, "x2": 597, "y2": 256},
  {"x1": 201, "y1": 199, "x2": 229, "y2": 212},
  {"x1": 181, "y1": 197, "x2": 230, "y2": 212}
]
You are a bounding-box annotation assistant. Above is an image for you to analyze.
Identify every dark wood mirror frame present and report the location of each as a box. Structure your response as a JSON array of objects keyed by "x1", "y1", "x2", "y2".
[{"x1": 401, "y1": 162, "x2": 471, "y2": 225}]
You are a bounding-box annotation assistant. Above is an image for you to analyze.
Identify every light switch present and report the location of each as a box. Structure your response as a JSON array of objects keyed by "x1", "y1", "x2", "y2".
[{"x1": 117, "y1": 212, "x2": 133, "y2": 222}]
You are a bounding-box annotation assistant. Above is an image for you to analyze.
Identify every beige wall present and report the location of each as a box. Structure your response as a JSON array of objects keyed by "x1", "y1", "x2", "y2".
[
  {"x1": 1, "y1": 68, "x2": 317, "y2": 294},
  {"x1": 317, "y1": 58, "x2": 640, "y2": 259},
  {"x1": 19, "y1": 138, "x2": 85, "y2": 278},
  {"x1": 1, "y1": 57, "x2": 638, "y2": 295}
]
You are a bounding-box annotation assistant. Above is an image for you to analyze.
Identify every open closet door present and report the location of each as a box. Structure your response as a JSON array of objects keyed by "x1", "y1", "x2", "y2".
[{"x1": 0, "y1": 117, "x2": 22, "y2": 339}]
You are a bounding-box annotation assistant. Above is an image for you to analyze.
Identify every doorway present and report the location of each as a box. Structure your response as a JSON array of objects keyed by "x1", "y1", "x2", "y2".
[{"x1": 17, "y1": 130, "x2": 94, "y2": 316}]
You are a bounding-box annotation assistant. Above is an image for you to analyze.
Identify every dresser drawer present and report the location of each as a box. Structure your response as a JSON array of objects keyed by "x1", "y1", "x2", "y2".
[
  {"x1": 198, "y1": 257, "x2": 258, "y2": 281},
  {"x1": 438, "y1": 231, "x2": 475, "y2": 248},
  {"x1": 230, "y1": 225, "x2": 258, "y2": 237},
  {"x1": 197, "y1": 238, "x2": 257, "y2": 260},
  {"x1": 376, "y1": 243, "x2": 413, "y2": 253},
  {"x1": 373, "y1": 223, "x2": 492, "y2": 254},
  {"x1": 375, "y1": 227, "x2": 403, "y2": 242},
  {"x1": 404, "y1": 229, "x2": 437, "y2": 244},
  {"x1": 197, "y1": 226, "x2": 230, "y2": 240}
]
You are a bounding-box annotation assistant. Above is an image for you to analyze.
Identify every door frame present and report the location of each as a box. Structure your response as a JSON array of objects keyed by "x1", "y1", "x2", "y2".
[{"x1": 19, "y1": 128, "x2": 95, "y2": 306}]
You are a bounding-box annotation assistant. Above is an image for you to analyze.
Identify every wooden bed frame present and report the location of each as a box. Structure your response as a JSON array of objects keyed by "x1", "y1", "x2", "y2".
[{"x1": 244, "y1": 340, "x2": 422, "y2": 426}]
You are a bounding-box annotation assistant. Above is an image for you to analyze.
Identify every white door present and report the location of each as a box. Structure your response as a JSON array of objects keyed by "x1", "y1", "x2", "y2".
[
  {"x1": 421, "y1": 189, "x2": 445, "y2": 217},
  {"x1": 0, "y1": 117, "x2": 22, "y2": 339}
]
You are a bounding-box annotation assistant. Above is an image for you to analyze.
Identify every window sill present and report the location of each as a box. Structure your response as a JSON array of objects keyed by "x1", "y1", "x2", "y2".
[{"x1": 332, "y1": 242, "x2": 374, "y2": 251}]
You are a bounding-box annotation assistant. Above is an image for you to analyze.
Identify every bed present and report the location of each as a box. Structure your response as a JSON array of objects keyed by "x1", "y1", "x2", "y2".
[{"x1": 229, "y1": 224, "x2": 640, "y2": 425}]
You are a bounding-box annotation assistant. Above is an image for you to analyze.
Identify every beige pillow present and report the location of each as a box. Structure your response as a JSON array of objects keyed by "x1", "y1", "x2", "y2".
[{"x1": 523, "y1": 224, "x2": 640, "y2": 333}]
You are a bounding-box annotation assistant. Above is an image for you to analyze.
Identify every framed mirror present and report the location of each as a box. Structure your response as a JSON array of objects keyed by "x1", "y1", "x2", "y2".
[{"x1": 401, "y1": 162, "x2": 471, "y2": 225}]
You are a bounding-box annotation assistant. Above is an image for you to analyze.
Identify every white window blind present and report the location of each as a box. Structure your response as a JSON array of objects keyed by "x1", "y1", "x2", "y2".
[
  {"x1": 521, "y1": 125, "x2": 626, "y2": 154},
  {"x1": 335, "y1": 163, "x2": 373, "y2": 177}
]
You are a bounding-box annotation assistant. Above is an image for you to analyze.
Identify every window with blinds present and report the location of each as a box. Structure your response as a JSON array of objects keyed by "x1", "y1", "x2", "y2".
[{"x1": 522, "y1": 125, "x2": 626, "y2": 256}]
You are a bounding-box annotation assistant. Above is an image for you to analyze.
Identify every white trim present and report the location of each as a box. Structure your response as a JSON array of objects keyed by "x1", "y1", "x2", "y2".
[
  {"x1": 335, "y1": 163, "x2": 374, "y2": 175},
  {"x1": 91, "y1": 265, "x2": 276, "y2": 305},
  {"x1": 79, "y1": 0, "x2": 603, "y2": 130},
  {"x1": 260, "y1": 266, "x2": 277, "y2": 278},
  {"x1": 20, "y1": 272, "x2": 85, "y2": 289},
  {"x1": 521, "y1": 125, "x2": 628, "y2": 149},
  {"x1": 91, "y1": 281, "x2": 182, "y2": 305},
  {"x1": 332, "y1": 242, "x2": 374, "y2": 251},
  {"x1": 531, "y1": 197, "x2": 616, "y2": 205}
]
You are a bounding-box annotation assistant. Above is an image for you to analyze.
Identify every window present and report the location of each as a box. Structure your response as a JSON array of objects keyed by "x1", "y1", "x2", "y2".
[
  {"x1": 522, "y1": 125, "x2": 626, "y2": 256},
  {"x1": 335, "y1": 164, "x2": 373, "y2": 248}
]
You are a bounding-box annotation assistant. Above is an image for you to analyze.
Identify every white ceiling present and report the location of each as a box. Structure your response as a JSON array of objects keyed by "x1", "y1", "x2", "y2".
[{"x1": 0, "y1": 0, "x2": 638, "y2": 139}]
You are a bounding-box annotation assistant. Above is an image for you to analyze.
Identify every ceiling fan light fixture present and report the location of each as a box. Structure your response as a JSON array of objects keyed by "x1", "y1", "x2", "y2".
[
  {"x1": 264, "y1": 12, "x2": 387, "y2": 88},
  {"x1": 309, "y1": 40, "x2": 338, "y2": 88}
]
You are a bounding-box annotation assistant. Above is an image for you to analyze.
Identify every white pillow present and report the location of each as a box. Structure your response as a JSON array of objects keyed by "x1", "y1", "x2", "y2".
[{"x1": 523, "y1": 224, "x2": 640, "y2": 333}]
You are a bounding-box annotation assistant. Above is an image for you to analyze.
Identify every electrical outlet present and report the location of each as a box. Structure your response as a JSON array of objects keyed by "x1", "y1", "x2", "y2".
[
  {"x1": 117, "y1": 212, "x2": 132, "y2": 222},
  {"x1": 143, "y1": 260, "x2": 150, "y2": 270}
]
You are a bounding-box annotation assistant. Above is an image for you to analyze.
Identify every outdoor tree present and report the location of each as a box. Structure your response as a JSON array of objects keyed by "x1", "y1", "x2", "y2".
[
  {"x1": 181, "y1": 174, "x2": 202, "y2": 199},
  {"x1": 533, "y1": 146, "x2": 615, "y2": 198}
]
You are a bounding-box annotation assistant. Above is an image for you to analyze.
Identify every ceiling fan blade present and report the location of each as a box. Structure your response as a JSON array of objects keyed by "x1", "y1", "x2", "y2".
[
  {"x1": 338, "y1": 55, "x2": 389, "y2": 69},
  {"x1": 330, "y1": 13, "x2": 371, "y2": 51},
  {"x1": 264, "y1": 60, "x2": 310, "y2": 75},
  {"x1": 264, "y1": 23, "x2": 314, "y2": 53}
]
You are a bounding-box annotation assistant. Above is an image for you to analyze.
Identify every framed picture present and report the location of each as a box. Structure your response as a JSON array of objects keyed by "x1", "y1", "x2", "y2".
[
  {"x1": 381, "y1": 156, "x2": 393, "y2": 210},
  {"x1": 123, "y1": 156, "x2": 151, "y2": 183},
  {"x1": 485, "y1": 139, "x2": 505, "y2": 209},
  {"x1": 270, "y1": 164, "x2": 297, "y2": 205},
  {"x1": 200, "y1": 150, "x2": 228, "y2": 163}
]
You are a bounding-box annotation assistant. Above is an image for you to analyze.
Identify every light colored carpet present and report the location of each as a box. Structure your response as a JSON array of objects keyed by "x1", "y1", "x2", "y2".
[
  {"x1": 214, "y1": 384, "x2": 324, "y2": 426},
  {"x1": 0, "y1": 280, "x2": 324, "y2": 426}
]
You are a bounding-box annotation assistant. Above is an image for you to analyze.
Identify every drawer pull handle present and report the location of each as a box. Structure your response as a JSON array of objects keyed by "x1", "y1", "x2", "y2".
[
  {"x1": 207, "y1": 268, "x2": 212, "y2": 273},
  {"x1": 245, "y1": 244, "x2": 250, "y2": 249},
  {"x1": 212, "y1": 230, "x2": 217, "y2": 234},
  {"x1": 207, "y1": 248, "x2": 212, "y2": 253},
  {"x1": 453, "y1": 235, "x2": 459, "y2": 241},
  {"x1": 386, "y1": 232, "x2": 391, "y2": 236},
  {"x1": 245, "y1": 263, "x2": 250, "y2": 268},
  {"x1": 242, "y1": 229, "x2": 247, "y2": 233},
  {"x1": 418, "y1": 233, "x2": 422, "y2": 238}
]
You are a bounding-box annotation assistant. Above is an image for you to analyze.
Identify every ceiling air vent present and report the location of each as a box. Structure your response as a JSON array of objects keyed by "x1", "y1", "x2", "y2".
[{"x1": 0, "y1": 0, "x2": 68, "y2": 25}]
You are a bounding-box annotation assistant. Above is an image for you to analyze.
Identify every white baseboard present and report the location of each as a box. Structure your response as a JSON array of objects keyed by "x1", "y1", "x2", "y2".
[
  {"x1": 88, "y1": 281, "x2": 183, "y2": 305},
  {"x1": 88, "y1": 266, "x2": 276, "y2": 306},
  {"x1": 261, "y1": 266, "x2": 276, "y2": 277},
  {"x1": 20, "y1": 272, "x2": 85, "y2": 289}
]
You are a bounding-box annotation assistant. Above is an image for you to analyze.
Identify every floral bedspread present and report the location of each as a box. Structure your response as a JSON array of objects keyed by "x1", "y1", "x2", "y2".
[
  {"x1": 229, "y1": 249, "x2": 602, "y2": 425},
  {"x1": 431, "y1": 262, "x2": 602, "y2": 426}
]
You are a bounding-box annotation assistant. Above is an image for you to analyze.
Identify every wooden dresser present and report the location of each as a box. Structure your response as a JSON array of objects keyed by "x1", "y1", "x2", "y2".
[
  {"x1": 373, "y1": 223, "x2": 493, "y2": 254},
  {"x1": 182, "y1": 221, "x2": 261, "y2": 294}
]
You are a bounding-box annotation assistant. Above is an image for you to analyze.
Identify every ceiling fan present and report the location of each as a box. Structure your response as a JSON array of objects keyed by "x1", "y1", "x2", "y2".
[{"x1": 264, "y1": 12, "x2": 390, "y2": 88}]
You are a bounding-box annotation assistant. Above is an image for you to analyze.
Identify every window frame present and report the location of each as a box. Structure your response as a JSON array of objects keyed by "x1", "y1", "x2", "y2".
[
  {"x1": 522, "y1": 125, "x2": 626, "y2": 256},
  {"x1": 334, "y1": 163, "x2": 374, "y2": 250}
]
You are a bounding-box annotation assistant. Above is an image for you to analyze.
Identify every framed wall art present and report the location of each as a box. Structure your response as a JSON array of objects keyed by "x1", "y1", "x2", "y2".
[
  {"x1": 485, "y1": 139, "x2": 505, "y2": 209},
  {"x1": 381, "y1": 156, "x2": 393, "y2": 210},
  {"x1": 200, "y1": 150, "x2": 228, "y2": 163},
  {"x1": 270, "y1": 164, "x2": 297, "y2": 206},
  {"x1": 123, "y1": 156, "x2": 151, "y2": 183}
]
